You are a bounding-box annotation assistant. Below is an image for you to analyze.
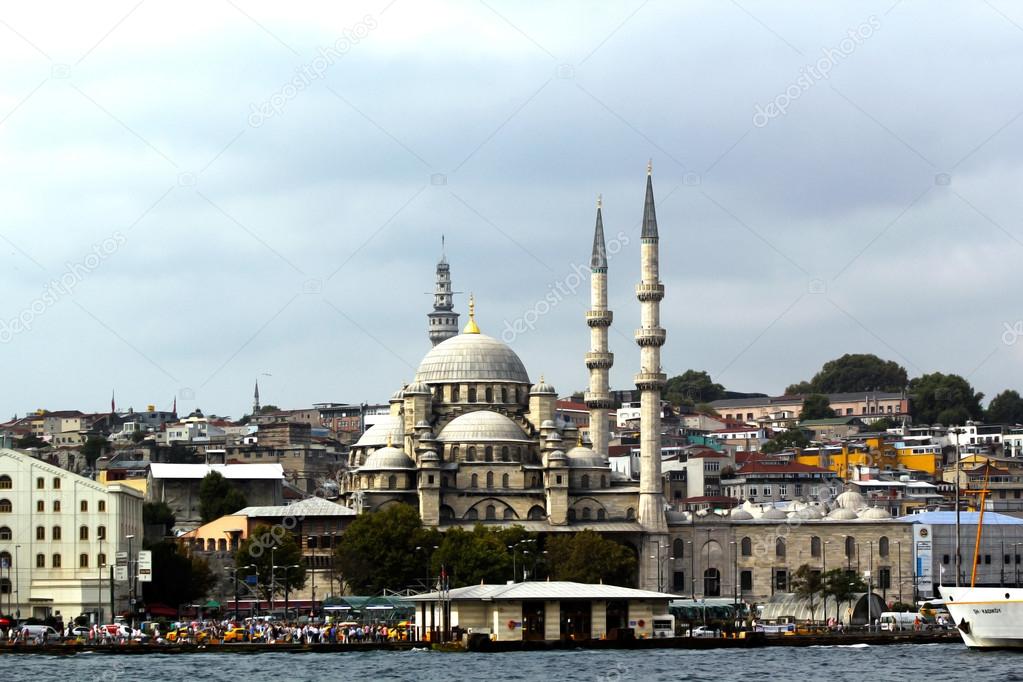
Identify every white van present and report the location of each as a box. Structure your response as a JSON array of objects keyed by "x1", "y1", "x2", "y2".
[
  {"x1": 879, "y1": 612, "x2": 917, "y2": 631},
  {"x1": 20, "y1": 624, "x2": 60, "y2": 642}
]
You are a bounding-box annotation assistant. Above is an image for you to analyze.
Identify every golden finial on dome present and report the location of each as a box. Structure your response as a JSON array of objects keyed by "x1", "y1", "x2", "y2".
[
  {"x1": 577, "y1": 431, "x2": 584, "y2": 447},
  {"x1": 386, "y1": 433, "x2": 393, "y2": 447},
  {"x1": 463, "y1": 293, "x2": 480, "y2": 334}
]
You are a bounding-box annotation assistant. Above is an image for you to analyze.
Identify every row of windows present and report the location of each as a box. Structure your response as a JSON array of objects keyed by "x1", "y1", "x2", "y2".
[
  {"x1": 455, "y1": 445, "x2": 523, "y2": 462},
  {"x1": 0, "y1": 498, "x2": 106, "y2": 513},
  {"x1": 448, "y1": 386, "x2": 520, "y2": 404},
  {"x1": 725, "y1": 535, "x2": 893, "y2": 559},
  {"x1": 942, "y1": 553, "x2": 1023, "y2": 565},
  {"x1": 670, "y1": 566, "x2": 894, "y2": 595},
  {"x1": 34, "y1": 525, "x2": 107, "y2": 541}
]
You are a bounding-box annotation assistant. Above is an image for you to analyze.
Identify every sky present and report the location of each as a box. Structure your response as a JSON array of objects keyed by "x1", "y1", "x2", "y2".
[{"x1": 1, "y1": 0, "x2": 1022, "y2": 420}]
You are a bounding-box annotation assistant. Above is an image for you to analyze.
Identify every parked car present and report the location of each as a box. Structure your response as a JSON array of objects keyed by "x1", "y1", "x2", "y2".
[
  {"x1": 223, "y1": 627, "x2": 249, "y2": 643},
  {"x1": 20, "y1": 625, "x2": 60, "y2": 642},
  {"x1": 691, "y1": 626, "x2": 716, "y2": 638}
]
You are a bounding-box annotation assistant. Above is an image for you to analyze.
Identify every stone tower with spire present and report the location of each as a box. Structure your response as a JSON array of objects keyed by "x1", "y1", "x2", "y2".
[
  {"x1": 585, "y1": 196, "x2": 614, "y2": 458},
  {"x1": 636, "y1": 163, "x2": 668, "y2": 588},
  {"x1": 253, "y1": 380, "x2": 261, "y2": 414},
  {"x1": 427, "y1": 237, "x2": 460, "y2": 346}
]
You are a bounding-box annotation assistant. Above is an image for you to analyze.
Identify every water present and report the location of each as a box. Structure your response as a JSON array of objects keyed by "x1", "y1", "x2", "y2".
[{"x1": 2, "y1": 644, "x2": 1021, "y2": 681}]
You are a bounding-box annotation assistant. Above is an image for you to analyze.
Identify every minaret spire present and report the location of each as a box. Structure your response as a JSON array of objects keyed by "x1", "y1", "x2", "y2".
[
  {"x1": 427, "y1": 240, "x2": 460, "y2": 346},
  {"x1": 585, "y1": 195, "x2": 614, "y2": 459},
  {"x1": 253, "y1": 380, "x2": 261, "y2": 414},
  {"x1": 635, "y1": 164, "x2": 668, "y2": 587}
]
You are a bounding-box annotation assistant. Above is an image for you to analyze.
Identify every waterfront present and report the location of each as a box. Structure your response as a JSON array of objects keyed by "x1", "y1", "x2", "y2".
[{"x1": 3, "y1": 644, "x2": 1021, "y2": 682}]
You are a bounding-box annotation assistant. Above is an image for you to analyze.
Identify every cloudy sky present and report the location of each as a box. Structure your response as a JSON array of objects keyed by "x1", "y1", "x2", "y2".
[{"x1": 2, "y1": 0, "x2": 1021, "y2": 419}]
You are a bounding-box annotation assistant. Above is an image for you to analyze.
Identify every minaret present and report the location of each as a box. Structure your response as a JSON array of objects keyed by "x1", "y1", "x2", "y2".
[
  {"x1": 427, "y1": 236, "x2": 460, "y2": 346},
  {"x1": 253, "y1": 380, "x2": 261, "y2": 414},
  {"x1": 636, "y1": 162, "x2": 668, "y2": 540},
  {"x1": 585, "y1": 195, "x2": 614, "y2": 458}
]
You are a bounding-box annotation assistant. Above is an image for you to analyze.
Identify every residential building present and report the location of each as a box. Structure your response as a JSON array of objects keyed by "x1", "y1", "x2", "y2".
[
  {"x1": 722, "y1": 454, "x2": 838, "y2": 504},
  {"x1": 798, "y1": 416, "x2": 866, "y2": 439},
  {"x1": 707, "y1": 426, "x2": 770, "y2": 453},
  {"x1": 147, "y1": 463, "x2": 284, "y2": 527},
  {"x1": 709, "y1": 391, "x2": 910, "y2": 425}
]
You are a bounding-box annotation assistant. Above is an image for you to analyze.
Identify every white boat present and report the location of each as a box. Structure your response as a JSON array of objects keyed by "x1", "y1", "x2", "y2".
[{"x1": 939, "y1": 585, "x2": 1023, "y2": 649}]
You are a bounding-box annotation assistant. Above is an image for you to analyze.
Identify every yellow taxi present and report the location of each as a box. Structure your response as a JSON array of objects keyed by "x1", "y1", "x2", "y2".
[{"x1": 223, "y1": 627, "x2": 249, "y2": 643}]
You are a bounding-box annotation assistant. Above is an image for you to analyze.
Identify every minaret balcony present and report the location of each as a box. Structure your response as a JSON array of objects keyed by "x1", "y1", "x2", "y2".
[
  {"x1": 634, "y1": 371, "x2": 667, "y2": 390},
  {"x1": 584, "y1": 351, "x2": 614, "y2": 369},
  {"x1": 584, "y1": 392, "x2": 615, "y2": 409},
  {"x1": 635, "y1": 283, "x2": 665, "y2": 302},
  {"x1": 634, "y1": 328, "x2": 667, "y2": 347},
  {"x1": 585, "y1": 310, "x2": 613, "y2": 327}
]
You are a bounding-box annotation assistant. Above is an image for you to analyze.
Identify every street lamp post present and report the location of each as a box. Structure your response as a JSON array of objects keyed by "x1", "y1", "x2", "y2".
[
  {"x1": 688, "y1": 540, "x2": 695, "y2": 600},
  {"x1": 270, "y1": 547, "x2": 278, "y2": 615},
  {"x1": 283, "y1": 564, "x2": 299, "y2": 621},
  {"x1": 227, "y1": 565, "x2": 255, "y2": 620},
  {"x1": 730, "y1": 541, "x2": 738, "y2": 614},
  {"x1": 14, "y1": 544, "x2": 20, "y2": 620}
]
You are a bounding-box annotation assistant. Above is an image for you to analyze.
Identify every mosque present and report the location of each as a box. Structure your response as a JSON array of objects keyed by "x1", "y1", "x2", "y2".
[{"x1": 339, "y1": 166, "x2": 669, "y2": 590}]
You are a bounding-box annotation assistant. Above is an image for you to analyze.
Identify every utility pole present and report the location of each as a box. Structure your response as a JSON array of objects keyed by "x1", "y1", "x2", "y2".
[{"x1": 952, "y1": 427, "x2": 963, "y2": 587}]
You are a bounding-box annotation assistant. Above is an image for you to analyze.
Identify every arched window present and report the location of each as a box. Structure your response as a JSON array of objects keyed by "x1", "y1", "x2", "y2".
[
  {"x1": 80, "y1": 525, "x2": 89, "y2": 540},
  {"x1": 36, "y1": 477, "x2": 44, "y2": 489},
  {"x1": 0, "y1": 578, "x2": 9, "y2": 595},
  {"x1": 597, "y1": 508, "x2": 606, "y2": 520},
  {"x1": 52, "y1": 554, "x2": 61, "y2": 568},
  {"x1": 53, "y1": 477, "x2": 60, "y2": 489},
  {"x1": 500, "y1": 387, "x2": 508, "y2": 403},
  {"x1": 486, "y1": 472, "x2": 494, "y2": 488},
  {"x1": 811, "y1": 536, "x2": 822, "y2": 558},
  {"x1": 502, "y1": 473, "x2": 509, "y2": 488},
  {"x1": 581, "y1": 474, "x2": 590, "y2": 489},
  {"x1": 741, "y1": 537, "x2": 752, "y2": 556},
  {"x1": 451, "y1": 445, "x2": 460, "y2": 460},
  {"x1": 704, "y1": 568, "x2": 721, "y2": 597},
  {"x1": 501, "y1": 446, "x2": 509, "y2": 461},
  {"x1": 79, "y1": 553, "x2": 89, "y2": 568},
  {"x1": 52, "y1": 525, "x2": 61, "y2": 540},
  {"x1": 98, "y1": 553, "x2": 106, "y2": 568},
  {"x1": 845, "y1": 536, "x2": 856, "y2": 559},
  {"x1": 485, "y1": 504, "x2": 496, "y2": 520},
  {"x1": 468, "y1": 387, "x2": 477, "y2": 403},
  {"x1": 465, "y1": 508, "x2": 479, "y2": 521},
  {"x1": 530, "y1": 474, "x2": 539, "y2": 487},
  {"x1": 52, "y1": 500, "x2": 60, "y2": 512},
  {"x1": 36, "y1": 526, "x2": 45, "y2": 540},
  {"x1": 387, "y1": 475, "x2": 397, "y2": 490},
  {"x1": 98, "y1": 525, "x2": 106, "y2": 540},
  {"x1": 0, "y1": 475, "x2": 10, "y2": 489},
  {"x1": 36, "y1": 500, "x2": 43, "y2": 512},
  {"x1": 471, "y1": 474, "x2": 478, "y2": 488},
  {"x1": 0, "y1": 527, "x2": 11, "y2": 540},
  {"x1": 485, "y1": 387, "x2": 493, "y2": 402},
  {"x1": 451, "y1": 385, "x2": 460, "y2": 402},
  {"x1": 674, "y1": 539, "x2": 685, "y2": 559},
  {"x1": 775, "y1": 537, "x2": 786, "y2": 558},
  {"x1": 568, "y1": 509, "x2": 577, "y2": 521},
  {"x1": 98, "y1": 500, "x2": 106, "y2": 512},
  {"x1": 0, "y1": 551, "x2": 10, "y2": 567},
  {"x1": 0, "y1": 499, "x2": 11, "y2": 513},
  {"x1": 467, "y1": 446, "x2": 476, "y2": 461},
  {"x1": 582, "y1": 507, "x2": 592, "y2": 520},
  {"x1": 626, "y1": 508, "x2": 635, "y2": 520},
  {"x1": 35, "y1": 554, "x2": 45, "y2": 568},
  {"x1": 527, "y1": 506, "x2": 545, "y2": 520},
  {"x1": 218, "y1": 539, "x2": 227, "y2": 552},
  {"x1": 503, "y1": 507, "x2": 515, "y2": 520},
  {"x1": 80, "y1": 500, "x2": 88, "y2": 512},
  {"x1": 484, "y1": 446, "x2": 493, "y2": 462},
  {"x1": 879, "y1": 536, "x2": 890, "y2": 558},
  {"x1": 206, "y1": 539, "x2": 215, "y2": 552}
]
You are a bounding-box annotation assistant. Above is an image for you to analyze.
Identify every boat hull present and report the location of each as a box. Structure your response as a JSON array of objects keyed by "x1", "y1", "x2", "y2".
[{"x1": 939, "y1": 586, "x2": 1023, "y2": 649}]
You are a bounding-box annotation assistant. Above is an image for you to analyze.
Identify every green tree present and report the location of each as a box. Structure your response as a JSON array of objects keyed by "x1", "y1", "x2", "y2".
[
  {"x1": 800, "y1": 394, "x2": 836, "y2": 420},
  {"x1": 431, "y1": 526, "x2": 522, "y2": 587},
  {"x1": 141, "y1": 540, "x2": 214, "y2": 609},
  {"x1": 868, "y1": 416, "x2": 899, "y2": 431},
  {"x1": 987, "y1": 390, "x2": 1023, "y2": 425},
  {"x1": 80, "y1": 436, "x2": 109, "y2": 466},
  {"x1": 16, "y1": 434, "x2": 48, "y2": 449},
  {"x1": 908, "y1": 373, "x2": 984, "y2": 425},
  {"x1": 335, "y1": 505, "x2": 441, "y2": 593},
  {"x1": 811, "y1": 354, "x2": 908, "y2": 393},
  {"x1": 664, "y1": 370, "x2": 726, "y2": 407},
  {"x1": 143, "y1": 501, "x2": 176, "y2": 535},
  {"x1": 761, "y1": 428, "x2": 810, "y2": 454},
  {"x1": 257, "y1": 405, "x2": 281, "y2": 414},
  {"x1": 545, "y1": 530, "x2": 637, "y2": 587},
  {"x1": 236, "y1": 525, "x2": 307, "y2": 600},
  {"x1": 791, "y1": 564, "x2": 824, "y2": 623},
  {"x1": 822, "y1": 569, "x2": 866, "y2": 624},
  {"x1": 784, "y1": 381, "x2": 814, "y2": 396},
  {"x1": 198, "y1": 471, "x2": 248, "y2": 523},
  {"x1": 130, "y1": 430, "x2": 147, "y2": 443}
]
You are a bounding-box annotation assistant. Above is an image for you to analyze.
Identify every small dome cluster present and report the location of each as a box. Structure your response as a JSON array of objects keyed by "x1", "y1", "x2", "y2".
[{"x1": 728, "y1": 492, "x2": 893, "y2": 523}]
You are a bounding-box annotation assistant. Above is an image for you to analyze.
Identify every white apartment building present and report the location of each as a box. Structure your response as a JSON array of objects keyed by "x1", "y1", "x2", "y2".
[{"x1": 0, "y1": 448, "x2": 143, "y2": 623}]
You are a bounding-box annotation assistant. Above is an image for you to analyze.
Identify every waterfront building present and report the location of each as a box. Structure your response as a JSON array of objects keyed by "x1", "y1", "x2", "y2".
[
  {"x1": 410, "y1": 581, "x2": 674, "y2": 641},
  {"x1": 0, "y1": 447, "x2": 143, "y2": 623},
  {"x1": 709, "y1": 391, "x2": 910, "y2": 425}
]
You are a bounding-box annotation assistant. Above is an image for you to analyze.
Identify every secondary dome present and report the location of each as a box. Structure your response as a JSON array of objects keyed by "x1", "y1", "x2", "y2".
[
  {"x1": 565, "y1": 445, "x2": 608, "y2": 468},
  {"x1": 361, "y1": 446, "x2": 415, "y2": 470},
  {"x1": 858, "y1": 506, "x2": 892, "y2": 520},
  {"x1": 827, "y1": 507, "x2": 859, "y2": 521},
  {"x1": 436, "y1": 411, "x2": 531, "y2": 442},
  {"x1": 759, "y1": 507, "x2": 787, "y2": 521},
  {"x1": 414, "y1": 333, "x2": 530, "y2": 384},
  {"x1": 792, "y1": 507, "x2": 824, "y2": 520},
  {"x1": 355, "y1": 416, "x2": 403, "y2": 447},
  {"x1": 731, "y1": 509, "x2": 754, "y2": 520},
  {"x1": 835, "y1": 490, "x2": 867, "y2": 510}
]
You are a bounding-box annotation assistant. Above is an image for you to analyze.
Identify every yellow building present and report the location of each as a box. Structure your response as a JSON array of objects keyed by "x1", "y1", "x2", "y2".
[{"x1": 797, "y1": 437, "x2": 941, "y2": 479}]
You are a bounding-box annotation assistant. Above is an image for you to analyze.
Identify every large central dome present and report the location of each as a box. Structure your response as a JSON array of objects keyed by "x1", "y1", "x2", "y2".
[{"x1": 415, "y1": 332, "x2": 530, "y2": 384}]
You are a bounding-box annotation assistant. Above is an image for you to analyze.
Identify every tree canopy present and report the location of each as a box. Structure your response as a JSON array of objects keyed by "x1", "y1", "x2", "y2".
[
  {"x1": 17, "y1": 434, "x2": 48, "y2": 449},
  {"x1": 236, "y1": 525, "x2": 307, "y2": 600},
  {"x1": 545, "y1": 530, "x2": 636, "y2": 586},
  {"x1": 431, "y1": 526, "x2": 538, "y2": 587},
  {"x1": 198, "y1": 471, "x2": 248, "y2": 523},
  {"x1": 143, "y1": 501, "x2": 176, "y2": 535},
  {"x1": 987, "y1": 389, "x2": 1023, "y2": 425},
  {"x1": 822, "y1": 569, "x2": 867, "y2": 623},
  {"x1": 908, "y1": 372, "x2": 984, "y2": 425},
  {"x1": 791, "y1": 564, "x2": 825, "y2": 622},
  {"x1": 335, "y1": 505, "x2": 441, "y2": 593},
  {"x1": 786, "y1": 354, "x2": 908, "y2": 395},
  {"x1": 80, "y1": 436, "x2": 108, "y2": 466},
  {"x1": 800, "y1": 394, "x2": 836, "y2": 420},
  {"x1": 761, "y1": 428, "x2": 810, "y2": 454},
  {"x1": 664, "y1": 370, "x2": 726, "y2": 406},
  {"x1": 141, "y1": 540, "x2": 214, "y2": 609}
]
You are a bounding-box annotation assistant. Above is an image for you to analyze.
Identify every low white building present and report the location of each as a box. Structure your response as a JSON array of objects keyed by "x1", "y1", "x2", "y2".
[{"x1": 0, "y1": 448, "x2": 143, "y2": 624}]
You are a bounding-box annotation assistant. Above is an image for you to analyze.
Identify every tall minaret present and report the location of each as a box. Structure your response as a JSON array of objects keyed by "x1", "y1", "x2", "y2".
[
  {"x1": 253, "y1": 380, "x2": 261, "y2": 414},
  {"x1": 636, "y1": 162, "x2": 668, "y2": 542},
  {"x1": 427, "y1": 236, "x2": 460, "y2": 346},
  {"x1": 585, "y1": 195, "x2": 614, "y2": 458}
]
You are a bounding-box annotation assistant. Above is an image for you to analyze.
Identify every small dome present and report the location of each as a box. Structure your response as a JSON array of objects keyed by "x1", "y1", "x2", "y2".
[
  {"x1": 355, "y1": 416, "x2": 403, "y2": 447},
  {"x1": 759, "y1": 507, "x2": 787, "y2": 521},
  {"x1": 414, "y1": 420, "x2": 431, "y2": 429},
  {"x1": 540, "y1": 420, "x2": 557, "y2": 429},
  {"x1": 548, "y1": 449, "x2": 567, "y2": 462},
  {"x1": 836, "y1": 490, "x2": 867, "y2": 510},
  {"x1": 792, "y1": 507, "x2": 824, "y2": 520},
  {"x1": 419, "y1": 450, "x2": 440, "y2": 463},
  {"x1": 565, "y1": 445, "x2": 609, "y2": 468},
  {"x1": 531, "y1": 377, "x2": 557, "y2": 395},
  {"x1": 731, "y1": 509, "x2": 754, "y2": 521},
  {"x1": 405, "y1": 381, "x2": 431, "y2": 395},
  {"x1": 361, "y1": 446, "x2": 415, "y2": 470},
  {"x1": 827, "y1": 507, "x2": 859, "y2": 520},
  {"x1": 546, "y1": 432, "x2": 563, "y2": 442},
  {"x1": 437, "y1": 411, "x2": 531, "y2": 442},
  {"x1": 390, "y1": 388, "x2": 405, "y2": 401},
  {"x1": 858, "y1": 506, "x2": 892, "y2": 520}
]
